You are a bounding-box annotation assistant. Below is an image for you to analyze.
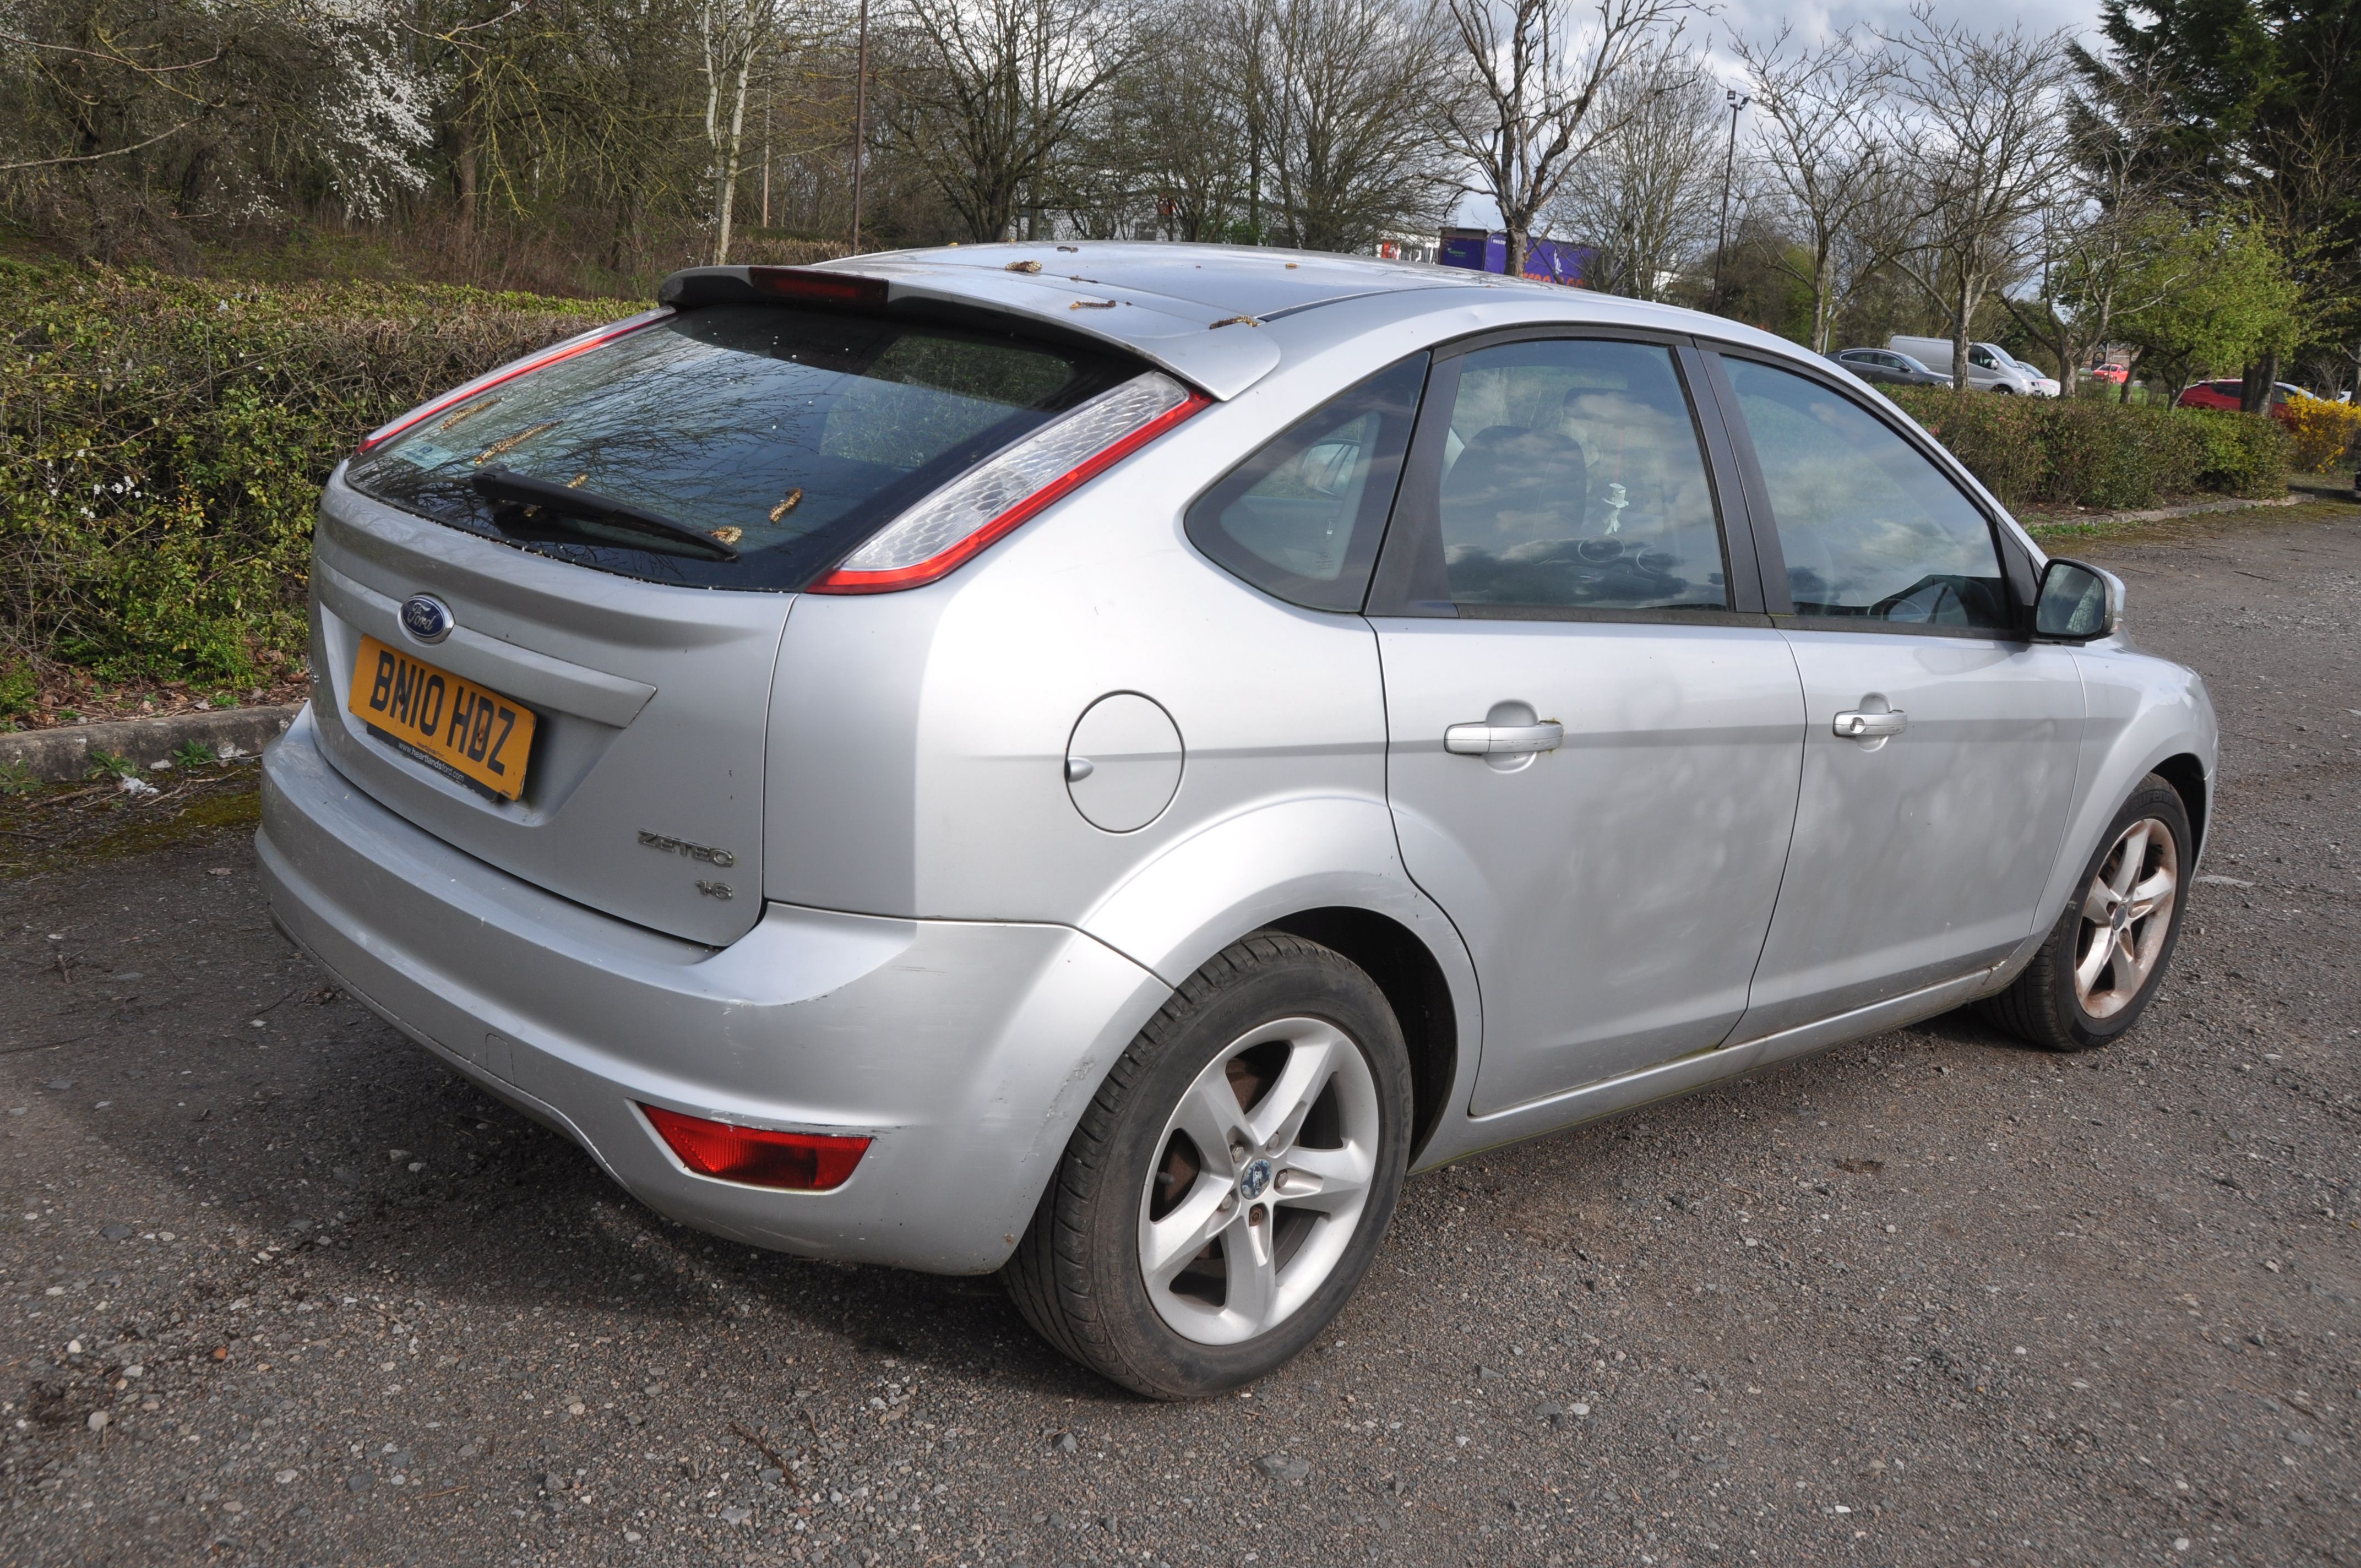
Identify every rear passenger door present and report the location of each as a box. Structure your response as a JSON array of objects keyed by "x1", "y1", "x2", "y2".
[
  {"x1": 1703, "y1": 351, "x2": 2083, "y2": 1037},
  {"x1": 1368, "y1": 333, "x2": 1805, "y2": 1116}
]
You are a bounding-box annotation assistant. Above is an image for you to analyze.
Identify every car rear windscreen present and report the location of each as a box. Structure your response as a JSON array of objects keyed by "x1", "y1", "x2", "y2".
[{"x1": 342, "y1": 304, "x2": 1143, "y2": 590}]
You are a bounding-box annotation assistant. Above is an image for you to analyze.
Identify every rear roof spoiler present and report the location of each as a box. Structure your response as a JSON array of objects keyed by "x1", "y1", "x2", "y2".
[{"x1": 656, "y1": 264, "x2": 1280, "y2": 400}]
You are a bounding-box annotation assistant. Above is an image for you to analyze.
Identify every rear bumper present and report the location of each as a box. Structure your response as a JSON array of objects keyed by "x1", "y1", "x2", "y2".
[{"x1": 258, "y1": 706, "x2": 1171, "y2": 1273}]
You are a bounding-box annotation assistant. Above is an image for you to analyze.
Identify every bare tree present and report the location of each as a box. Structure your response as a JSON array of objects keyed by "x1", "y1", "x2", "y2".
[
  {"x1": 1113, "y1": 0, "x2": 1252, "y2": 241},
  {"x1": 1437, "y1": 0, "x2": 1694, "y2": 277},
  {"x1": 1883, "y1": 5, "x2": 2077, "y2": 389},
  {"x1": 881, "y1": 0, "x2": 1134, "y2": 243},
  {"x1": 2001, "y1": 66, "x2": 2184, "y2": 395},
  {"x1": 1253, "y1": 0, "x2": 1459, "y2": 252},
  {"x1": 1731, "y1": 24, "x2": 1896, "y2": 354},
  {"x1": 1542, "y1": 41, "x2": 1718, "y2": 301},
  {"x1": 700, "y1": 0, "x2": 778, "y2": 263}
]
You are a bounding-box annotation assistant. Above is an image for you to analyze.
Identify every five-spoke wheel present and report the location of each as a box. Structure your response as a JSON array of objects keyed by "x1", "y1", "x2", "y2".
[
  {"x1": 1984, "y1": 773, "x2": 2193, "y2": 1052},
  {"x1": 1003, "y1": 934, "x2": 1412, "y2": 1398},
  {"x1": 1138, "y1": 1017, "x2": 1381, "y2": 1346},
  {"x1": 2071, "y1": 816, "x2": 2179, "y2": 1019}
]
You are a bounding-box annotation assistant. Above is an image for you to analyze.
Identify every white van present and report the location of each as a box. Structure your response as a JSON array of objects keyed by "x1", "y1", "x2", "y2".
[{"x1": 1889, "y1": 336, "x2": 2038, "y2": 394}]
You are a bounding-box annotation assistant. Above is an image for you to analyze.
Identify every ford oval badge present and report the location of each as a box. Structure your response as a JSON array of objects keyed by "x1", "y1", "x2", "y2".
[{"x1": 400, "y1": 595, "x2": 454, "y2": 645}]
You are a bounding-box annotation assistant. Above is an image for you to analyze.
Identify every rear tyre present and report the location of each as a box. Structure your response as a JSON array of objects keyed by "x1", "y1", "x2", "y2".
[
  {"x1": 1982, "y1": 774, "x2": 2191, "y2": 1052},
  {"x1": 1003, "y1": 933, "x2": 1412, "y2": 1398}
]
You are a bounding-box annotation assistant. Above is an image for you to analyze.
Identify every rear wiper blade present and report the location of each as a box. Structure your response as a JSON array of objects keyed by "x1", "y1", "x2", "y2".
[{"x1": 470, "y1": 467, "x2": 740, "y2": 562}]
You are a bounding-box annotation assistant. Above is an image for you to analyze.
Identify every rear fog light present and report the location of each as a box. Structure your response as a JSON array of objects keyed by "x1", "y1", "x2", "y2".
[{"x1": 640, "y1": 1104, "x2": 869, "y2": 1191}]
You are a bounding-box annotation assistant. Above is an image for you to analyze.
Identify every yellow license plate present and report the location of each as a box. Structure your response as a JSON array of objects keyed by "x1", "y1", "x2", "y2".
[{"x1": 347, "y1": 635, "x2": 537, "y2": 800}]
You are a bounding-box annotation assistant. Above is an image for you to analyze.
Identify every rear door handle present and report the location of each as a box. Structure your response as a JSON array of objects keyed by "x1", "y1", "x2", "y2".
[
  {"x1": 1832, "y1": 708, "x2": 1908, "y2": 739},
  {"x1": 1445, "y1": 720, "x2": 1565, "y2": 756}
]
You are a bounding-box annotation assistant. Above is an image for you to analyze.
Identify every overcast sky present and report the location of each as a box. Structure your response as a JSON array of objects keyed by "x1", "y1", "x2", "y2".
[
  {"x1": 1452, "y1": 0, "x2": 2112, "y2": 228},
  {"x1": 1709, "y1": 0, "x2": 2104, "y2": 52}
]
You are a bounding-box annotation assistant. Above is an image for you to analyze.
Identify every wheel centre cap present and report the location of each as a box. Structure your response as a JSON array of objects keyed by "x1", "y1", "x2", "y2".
[{"x1": 1238, "y1": 1158, "x2": 1272, "y2": 1201}]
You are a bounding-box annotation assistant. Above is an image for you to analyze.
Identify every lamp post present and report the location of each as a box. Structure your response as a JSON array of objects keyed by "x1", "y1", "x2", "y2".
[{"x1": 1711, "y1": 87, "x2": 1749, "y2": 314}]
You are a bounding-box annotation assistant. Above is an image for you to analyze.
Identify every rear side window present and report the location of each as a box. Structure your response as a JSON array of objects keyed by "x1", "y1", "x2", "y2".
[
  {"x1": 1418, "y1": 337, "x2": 1728, "y2": 613},
  {"x1": 345, "y1": 304, "x2": 1140, "y2": 590},
  {"x1": 1722, "y1": 357, "x2": 2009, "y2": 629},
  {"x1": 1184, "y1": 355, "x2": 1426, "y2": 612}
]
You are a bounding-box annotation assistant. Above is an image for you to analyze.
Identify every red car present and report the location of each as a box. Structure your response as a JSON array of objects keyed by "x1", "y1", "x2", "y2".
[
  {"x1": 2175, "y1": 379, "x2": 2312, "y2": 422},
  {"x1": 2087, "y1": 363, "x2": 2128, "y2": 385}
]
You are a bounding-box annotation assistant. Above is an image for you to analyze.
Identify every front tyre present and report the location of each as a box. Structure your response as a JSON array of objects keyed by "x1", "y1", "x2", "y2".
[
  {"x1": 1983, "y1": 774, "x2": 2191, "y2": 1052},
  {"x1": 1003, "y1": 934, "x2": 1413, "y2": 1398}
]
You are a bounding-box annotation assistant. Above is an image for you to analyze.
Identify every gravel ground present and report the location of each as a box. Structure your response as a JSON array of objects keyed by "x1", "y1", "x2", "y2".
[{"x1": 2, "y1": 503, "x2": 2356, "y2": 1568}]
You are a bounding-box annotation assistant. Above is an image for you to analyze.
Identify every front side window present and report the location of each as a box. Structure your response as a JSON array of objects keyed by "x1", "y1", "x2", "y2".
[
  {"x1": 1417, "y1": 338, "x2": 1727, "y2": 613},
  {"x1": 345, "y1": 304, "x2": 1140, "y2": 590},
  {"x1": 1184, "y1": 355, "x2": 1427, "y2": 611},
  {"x1": 1722, "y1": 357, "x2": 2010, "y2": 629}
]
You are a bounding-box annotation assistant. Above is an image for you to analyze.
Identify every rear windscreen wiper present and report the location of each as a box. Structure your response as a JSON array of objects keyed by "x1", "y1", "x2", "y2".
[{"x1": 471, "y1": 467, "x2": 741, "y2": 562}]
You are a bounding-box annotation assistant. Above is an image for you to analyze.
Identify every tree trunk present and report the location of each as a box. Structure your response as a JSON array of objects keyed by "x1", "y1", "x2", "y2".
[
  {"x1": 451, "y1": 118, "x2": 478, "y2": 226},
  {"x1": 1951, "y1": 277, "x2": 1973, "y2": 394},
  {"x1": 2249, "y1": 350, "x2": 2280, "y2": 413},
  {"x1": 2238, "y1": 355, "x2": 2280, "y2": 415},
  {"x1": 712, "y1": 45, "x2": 754, "y2": 265},
  {"x1": 1811, "y1": 245, "x2": 1836, "y2": 355}
]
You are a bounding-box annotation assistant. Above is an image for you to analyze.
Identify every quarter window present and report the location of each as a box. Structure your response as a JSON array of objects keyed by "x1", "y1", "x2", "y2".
[
  {"x1": 1184, "y1": 354, "x2": 1426, "y2": 611},
  {"x1": 1722, "y1": 357, "x2": 2010, "y2": 629},
  {"x1": 1421, "y1": 339, "x2": 1727, "y2": 612}
]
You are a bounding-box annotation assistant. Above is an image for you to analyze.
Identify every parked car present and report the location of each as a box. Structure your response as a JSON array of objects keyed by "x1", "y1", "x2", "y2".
[
  {"x1": 1829, "y1": 346, "x2": 1954, "y2": 388},
  {"x1": 261, "y1": 246, "x2": 2217, "y2": 1398},
  {"x1": 1889, "y1": 335, "x2": 2039, "y2": 394},
  {"x1": 2088, "y1": 363, "x2": 2130, "y2": 386},
  {"x1": 2175, "y1": 379, "x2": 2316, "y2": 423},
  {"x1": 2003, "y1": 353, "x2": 2061, "y2": 397}
]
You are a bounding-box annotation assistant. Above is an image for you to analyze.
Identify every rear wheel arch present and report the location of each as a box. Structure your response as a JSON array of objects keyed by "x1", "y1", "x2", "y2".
[{"x1": 1259, "y1": 907, "x2": 1459, "y2": 1163}]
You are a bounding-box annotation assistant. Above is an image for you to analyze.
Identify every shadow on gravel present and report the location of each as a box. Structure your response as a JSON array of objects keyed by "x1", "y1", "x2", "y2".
[{"x1": 7, "y1": 815, "x2": 1109, "y2": 1403}]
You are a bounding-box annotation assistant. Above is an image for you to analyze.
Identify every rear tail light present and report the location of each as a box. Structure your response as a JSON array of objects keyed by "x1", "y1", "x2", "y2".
[
  {"x1": 357, "y1": 309, "x2": 673, "y2": 453},
  {"x1": 640, "y1": 1104, "x2": 870, "y2": 1191},
  {"x1": 809, "y1": 371, "x2": 1209, "y2": 594}
]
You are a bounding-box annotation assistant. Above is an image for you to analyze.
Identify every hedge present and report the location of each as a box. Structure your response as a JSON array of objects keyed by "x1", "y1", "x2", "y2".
[
  {"x1": 0, "y1": 265, "x2": 2310, "y2": 695},
  {"x1": 0, "y1": 263, "x2": 612, "y2": 692},
  {"x1": 1885, "y1": 387, "x2": 2293, "y2": 510}
]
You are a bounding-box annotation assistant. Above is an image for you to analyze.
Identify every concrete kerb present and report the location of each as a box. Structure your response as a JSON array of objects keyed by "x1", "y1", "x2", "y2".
[
  {"x1": 2019, "y1": 493, "x2": 2308, "y2": 531},
  {"x1": 0, "y1": 704, "x2": 303, "y2": 782}
]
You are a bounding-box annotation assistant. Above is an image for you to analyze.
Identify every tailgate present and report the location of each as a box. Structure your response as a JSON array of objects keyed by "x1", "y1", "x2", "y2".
[{"x1": 307, "y1": 472, "x2": 790, "y2": 946}]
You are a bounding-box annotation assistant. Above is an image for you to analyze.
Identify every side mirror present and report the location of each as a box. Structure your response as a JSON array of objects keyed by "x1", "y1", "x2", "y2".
[{"x1": 2033, "y1": 557, "x2": 2123, "y2": 640}]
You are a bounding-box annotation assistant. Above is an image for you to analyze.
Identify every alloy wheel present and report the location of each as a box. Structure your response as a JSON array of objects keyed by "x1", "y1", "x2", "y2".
[
  {"x1": 2072, "y1": 816, "x2": 2179, "y2": 1019},
  {"x1": 1135, "y1": 1017, "x2": 1380, "y2": 1346}
]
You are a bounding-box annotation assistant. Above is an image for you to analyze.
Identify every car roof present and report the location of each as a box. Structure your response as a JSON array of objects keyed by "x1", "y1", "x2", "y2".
[{"x1": 773, "y1": 241, "x2": 1814, "y2": 399}]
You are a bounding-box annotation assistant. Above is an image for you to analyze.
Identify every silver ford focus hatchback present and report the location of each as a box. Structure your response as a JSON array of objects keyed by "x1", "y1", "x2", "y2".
[{"x1": 260, "y1": 245, "x2": 2216, "y2": 1397}]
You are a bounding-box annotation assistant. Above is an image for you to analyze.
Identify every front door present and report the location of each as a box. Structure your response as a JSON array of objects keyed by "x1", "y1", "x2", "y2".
[
  {"x1": 1369, "y1": 334, "x2": 1805, "y2": 1116},
  {"x1": 1708, "y1": 353, "x2": 2083, "y2": 1037}
]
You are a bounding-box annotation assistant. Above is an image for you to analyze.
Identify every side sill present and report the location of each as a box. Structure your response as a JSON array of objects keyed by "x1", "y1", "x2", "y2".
[{"x1": 1415, "y1": 969, "x2": 1993, "y2": 1172}]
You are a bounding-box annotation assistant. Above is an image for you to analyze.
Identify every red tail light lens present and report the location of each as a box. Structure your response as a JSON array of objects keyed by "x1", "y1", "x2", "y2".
[
  {"x1": 640, "y1": 1104, "x2": 871, "y2": 1191},
  {"x1": 357, "y1": 309, "x2": 673, "y2": 453},
  {"x1": 808, "y1": 372, "x2": 1208, "y2": 595}
]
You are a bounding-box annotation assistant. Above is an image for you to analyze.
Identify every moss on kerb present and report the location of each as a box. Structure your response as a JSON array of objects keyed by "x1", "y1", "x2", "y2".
[{"x1": 0, "y1": 770, "x2": 260, "y2": 881}]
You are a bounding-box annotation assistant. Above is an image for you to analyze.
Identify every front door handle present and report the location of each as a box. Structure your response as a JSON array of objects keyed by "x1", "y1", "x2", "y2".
[
  {"x1": 1832, "y1": 708, "x2": 1908, "y2": 739},
  {"x1": 1445, "y1": 720, "x2": 1565, "y2": 756}
]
